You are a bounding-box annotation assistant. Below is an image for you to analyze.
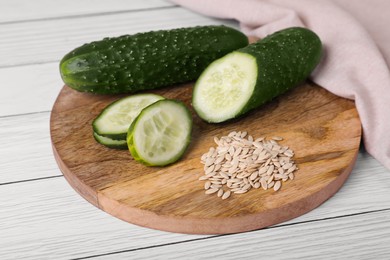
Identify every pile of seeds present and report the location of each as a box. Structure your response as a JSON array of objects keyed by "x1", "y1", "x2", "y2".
[{"x1": 199, "y1": 131, "x2": 297, "y2": 200}]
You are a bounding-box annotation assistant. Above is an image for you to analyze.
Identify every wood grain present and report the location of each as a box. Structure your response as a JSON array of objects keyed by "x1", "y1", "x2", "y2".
[
  {"x1": 50, "y1": 81, "x2": 361, "y2": 234},
  {"x1": 106, "y1": 209, "x2": 390, "y2": 260},
  {"x1": 0, "y1": 0, "x2": 173, "y2": 23},
  {"x1": 2, "y1": 0, "x2": 390, "y2": 258},
  {"x1": 0, "y1": 8, "x2": 236, "y2": 67},
  {"x1": 0, "y1": 63, "x2": 63, "y2": 116},
  {"x1": 0, "y1": 112, "x2": 58, "y2": 184},
  {"x1": 2, "y1": 152, "x2": 390, "y2": 259}
]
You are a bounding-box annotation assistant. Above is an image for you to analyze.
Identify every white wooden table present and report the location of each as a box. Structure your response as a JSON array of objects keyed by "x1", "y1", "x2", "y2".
[{"x1": 1, "y1": 1, "x2": 390, "y2": 259}]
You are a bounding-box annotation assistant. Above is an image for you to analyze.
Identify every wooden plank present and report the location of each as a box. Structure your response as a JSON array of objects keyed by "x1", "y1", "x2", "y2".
[
  {"x1": 0, "y1": 7, "x2": 238, "y2": 68},
  {"x1": 292, "y1": 151, "x2": 390, "y2": 222},
  {"x1": 1, "y1": 176, "x2": 389, "y2": 259},
  {"x1": 0, "y1": 63, "x2": 62, "y2": 117},
  {"x1": 0, "y1": 177, "x2": 205, "y2": 259},
  {"x1": 99, "y1": 209, "x2": 390, "y2": 259},
  {"x1": 0, "y1": 0, "x2": 174, "y2": 23},
  {"x1": 0, "y1": 113, "x2": 59, "y2": 184}
]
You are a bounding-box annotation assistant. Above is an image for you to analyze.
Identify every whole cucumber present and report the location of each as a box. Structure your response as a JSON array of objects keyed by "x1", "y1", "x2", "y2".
[
  {"x1": 192, "y1": 27, "x2": 323, "y2": 123},
  {"x1": 60, "y1": 25, "x2": 248, "y2": 94}
]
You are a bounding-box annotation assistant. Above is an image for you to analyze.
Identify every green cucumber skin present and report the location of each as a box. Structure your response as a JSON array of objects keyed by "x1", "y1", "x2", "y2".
[
  {"x1": 93, "y1": 132, "x2": 128, "y2": 150},
  {"x1": 60, "y1": 25, "x2": 248, "y2": 94},
  {"x1": 236, "y1": 27, "x2": 322, "y2": 117}
]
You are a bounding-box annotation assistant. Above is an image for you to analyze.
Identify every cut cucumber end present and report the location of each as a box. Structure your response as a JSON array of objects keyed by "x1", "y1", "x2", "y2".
[
  {"x1": 193, "y1": 52, "x2": 258, "y2": 123},
  {"x1": 93, "y1": 93, "x2": 164, "y2": 139},
  {"x1": 127, "y1": 99, "x2": 192, "y2": 166}
]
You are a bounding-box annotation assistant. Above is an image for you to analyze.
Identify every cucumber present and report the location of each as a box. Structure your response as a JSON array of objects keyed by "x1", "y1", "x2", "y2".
[
  {"x1": 192, "y1": 27, "x2": 322, "y2": 123},
  {"x1": 127, "y1": 99, "x2": 192, "y2": 166},
  {"x1": 60, "y1": 25, "x2": 248, "y2": 94},
  {"x1": 93, "y1": 93, "x2": 164, "y2": 140},
  {"x1": 93, "y1": 132, "x2": 128, "y2": 150}
]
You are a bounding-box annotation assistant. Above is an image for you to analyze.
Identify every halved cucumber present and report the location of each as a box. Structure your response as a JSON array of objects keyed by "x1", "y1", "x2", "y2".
[
  {"x1": 93, "y1": 93, "x2": 164, "y2": 140},
  {"x1": 193, "y1": 27, "x2": 322, "y2": 123},
  {"x1": 193, "y1": 52, "x2": 258, "y2": 123},
  {"x1": 127, "y1": 99, "x2": 192, "y2": 166},
  {"x1": 93, "y1": 132, "x2": 128, "y2": 150}
]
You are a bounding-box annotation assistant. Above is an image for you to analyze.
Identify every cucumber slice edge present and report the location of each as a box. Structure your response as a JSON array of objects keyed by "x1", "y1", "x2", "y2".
[
  {"x1": 93, "y1": 132, "x2": 128, "y2": 150},
  {"x1": 127, "y1": 99, "x2": 192, "y2": 166},
  {"x1": 92, "y1": 93, "x2": 165, "y2": 140}
]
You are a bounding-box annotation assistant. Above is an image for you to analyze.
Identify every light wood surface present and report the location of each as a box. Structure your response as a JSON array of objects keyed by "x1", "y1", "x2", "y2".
[
  {"x1": 51, "y1": 80, "x2": 361, "y2": 234},
  {"x1": 0, "y1": 7, "x2": 236, "y2": 68},
  {"x1": 1, "y1": 0, "x2": 390, "y2": 258}
]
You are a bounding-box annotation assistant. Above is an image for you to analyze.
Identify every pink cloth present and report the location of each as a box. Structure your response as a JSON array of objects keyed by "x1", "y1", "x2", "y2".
[{"x1": 172, "y1": 0, "x2": 390, "y2": 170}]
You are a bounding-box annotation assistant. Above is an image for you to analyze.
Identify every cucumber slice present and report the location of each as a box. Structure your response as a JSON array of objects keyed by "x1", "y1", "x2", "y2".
[
  {"x1": 93, "y1": 132, "x2": 128, "y2": 150},
  {"x1": 127, "y1": 99, "x2": 192, "y2": 166},
  {"x1": 193, "y1": 52, "x2": 258, "y2": 122},
  {"x1": 193, "y1": 27, "x2": 322, "y2": 123},
  {"x1": 93, "y1": 93, "x2": 164, "y2": 140}
]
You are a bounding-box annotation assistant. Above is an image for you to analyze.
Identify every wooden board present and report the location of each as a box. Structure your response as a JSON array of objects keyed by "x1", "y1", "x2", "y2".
[{"x1": 50, "y1": 81, "x2": 361, "y2": 234}]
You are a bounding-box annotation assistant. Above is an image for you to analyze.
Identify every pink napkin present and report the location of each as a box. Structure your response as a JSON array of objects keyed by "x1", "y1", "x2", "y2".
[{"x1": 172, "y1": 0, "x2": 390, "y2": 170}]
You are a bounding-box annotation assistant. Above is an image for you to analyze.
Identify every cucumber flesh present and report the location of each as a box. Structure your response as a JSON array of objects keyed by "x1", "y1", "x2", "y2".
[
  {"x1": 93, "y1": 93, "x2": 164, "y2": 140},
  {"x1": 193, "y1": 27, "x2": 322, "y2": 123},
  {"x1": 193, "y1": 52, "x2": 257, "y2": 123},
  {"x1": 127, "y1": 99, "x2": 192, "y2": 166},
  {"x1": 93, "y1": 132, "x2": 128, "y2": 150}
]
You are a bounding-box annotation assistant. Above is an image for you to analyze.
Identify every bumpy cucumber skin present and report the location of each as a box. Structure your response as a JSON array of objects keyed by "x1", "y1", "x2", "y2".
[
  {"x1": 193, "y1": 27, "x2": 322, "y2": 123},
  {"x1": 60, "y1": 25, "x2": 248, "y2": 94},
  {"x1": 127, "y1": 99, "x2": 192, "y2": 166},
  {"x1": 236, "y1": 27, "x2": 322, "y2": 118}
]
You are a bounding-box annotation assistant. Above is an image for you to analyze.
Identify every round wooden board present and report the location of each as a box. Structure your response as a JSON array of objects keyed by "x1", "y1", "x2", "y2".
[{"x1": 50, "y1": 81, "x2": 361, "y2": 234}]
